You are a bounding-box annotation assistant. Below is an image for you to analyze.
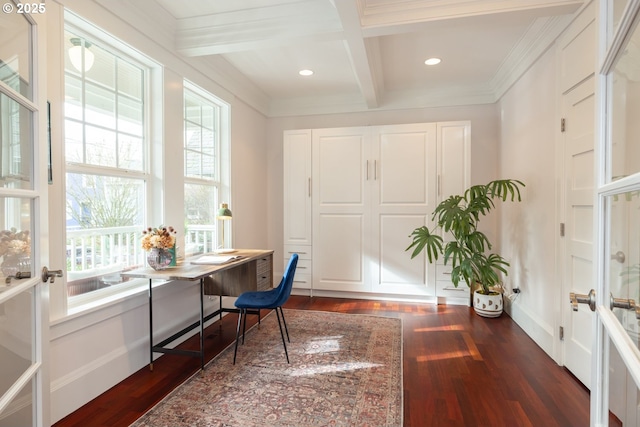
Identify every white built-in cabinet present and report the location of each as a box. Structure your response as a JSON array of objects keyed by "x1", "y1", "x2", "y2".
[{"x1": 283, "y1": 121, "x2": 470, "y2": 299}]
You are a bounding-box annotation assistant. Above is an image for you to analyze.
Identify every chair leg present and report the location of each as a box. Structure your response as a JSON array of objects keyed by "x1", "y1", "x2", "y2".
[
  {"x1": 278, "y1": 306, "x2": 290, "y2": 343},
  {"x1": 233, "y1": 309, "x2": 244, "y2": 364},
  {"x1": 275, "y1": 307, "x2": 290, "y2": 363},
  {"x1": 241, "y1": 308, "x2": 248, "y2": 344}
]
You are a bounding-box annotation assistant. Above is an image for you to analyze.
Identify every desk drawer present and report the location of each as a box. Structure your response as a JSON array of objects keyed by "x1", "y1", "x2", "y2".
[
  {"x1": 436, "y1": 281, "x2": 469, "y2": 298},
  {"x1": 256, "y1": 254, "x2": 273, "y2": 290}
]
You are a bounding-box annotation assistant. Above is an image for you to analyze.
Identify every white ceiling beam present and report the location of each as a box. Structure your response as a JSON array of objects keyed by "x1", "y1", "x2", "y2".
[
  {"x1": 359, "y1": 0, "x2": 583, "y2": 29},
  {"x1": 333, "y1": 0, "x2": 381, "y2": 109},
  {"x1": 176, "y1": 1, "x2": 343, "y2": 56}
]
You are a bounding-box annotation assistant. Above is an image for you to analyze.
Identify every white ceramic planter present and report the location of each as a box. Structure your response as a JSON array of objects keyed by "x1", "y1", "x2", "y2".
[{"x1": 473, "y1": 290, "x2": 503, "y2": 317}]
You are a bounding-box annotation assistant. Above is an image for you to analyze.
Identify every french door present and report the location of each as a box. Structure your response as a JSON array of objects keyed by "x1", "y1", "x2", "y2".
[
  {"x1": 588, "y1": 0, "x2": 640, "y2": 424},
  {"x1": 0, "y1": 4, "x2": 51, "y2": 427}
]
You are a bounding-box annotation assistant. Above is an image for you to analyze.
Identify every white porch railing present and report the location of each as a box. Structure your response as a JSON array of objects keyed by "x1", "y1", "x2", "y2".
[{"x1": 66, "y1": 224, "x2": 217, "y2": 291}]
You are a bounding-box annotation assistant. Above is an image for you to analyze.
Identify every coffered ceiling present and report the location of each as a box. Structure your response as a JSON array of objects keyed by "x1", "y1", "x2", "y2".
[{"x1": 102, "y1": 0, "x2": 585, "y2": 116}]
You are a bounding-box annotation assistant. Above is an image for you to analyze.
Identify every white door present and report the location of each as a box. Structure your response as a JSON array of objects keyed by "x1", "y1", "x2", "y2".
[
  {"x1": 312, "y1": 127, "x2": 372, "y2": 292},
  {"x1": 562, "y1": 75, "x2": 597, "y2": 388},
  {"x1": 559, "y1": 3, "x2": 597, "y2": 388},
  {"x1": 586, "y1": 0, "x2": 640, "y2": 425},
  {"x1": 370, "y1": 123, "x2": 437, "y2": 296},
  {"x1": 0, "y1": 6, "x2": 51, "y2": 427}
]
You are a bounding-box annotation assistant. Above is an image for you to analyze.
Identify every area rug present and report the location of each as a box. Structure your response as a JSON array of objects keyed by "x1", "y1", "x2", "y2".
[{"x1": 131, "y1": 309, "x2": 403, "y2": 427}]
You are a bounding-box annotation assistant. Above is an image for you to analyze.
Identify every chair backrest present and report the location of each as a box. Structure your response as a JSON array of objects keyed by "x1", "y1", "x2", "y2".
[{"x1": 271, "y1": 253, "x2": 298, "y2": 307}]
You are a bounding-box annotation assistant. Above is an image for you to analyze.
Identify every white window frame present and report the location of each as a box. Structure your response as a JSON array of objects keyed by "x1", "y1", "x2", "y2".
[
  {"x1": 183, "y1": 80, "x2": 231, "y2": 256},
  {"x1": 63, "y1": 15, "x2": 161, "y2": 313}
]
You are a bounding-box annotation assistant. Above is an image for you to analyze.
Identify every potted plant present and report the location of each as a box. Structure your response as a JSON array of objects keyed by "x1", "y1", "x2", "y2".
[{"x1": 406, "y1": 179, "x2": 525, "y2": 317}]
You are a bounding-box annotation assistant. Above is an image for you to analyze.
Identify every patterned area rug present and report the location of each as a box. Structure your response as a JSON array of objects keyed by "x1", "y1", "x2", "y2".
[{"x1": 131, "y1": 309, "x2": 403, "y2": 427}]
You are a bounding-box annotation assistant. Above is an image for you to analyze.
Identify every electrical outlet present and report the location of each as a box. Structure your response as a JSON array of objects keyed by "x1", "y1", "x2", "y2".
[{"x1": 513, "y1": 287, "x2": 521, "y2": 294}]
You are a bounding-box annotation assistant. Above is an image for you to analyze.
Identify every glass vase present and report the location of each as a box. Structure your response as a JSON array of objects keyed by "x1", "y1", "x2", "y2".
[{"x1": 147, "y1": 248, "x2": 173, "y2": 271}]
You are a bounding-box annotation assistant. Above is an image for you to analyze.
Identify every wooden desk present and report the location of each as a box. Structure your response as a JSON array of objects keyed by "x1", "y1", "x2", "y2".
[{"x1": 122, "y1": 249, "x2": 273, "y2": 370}]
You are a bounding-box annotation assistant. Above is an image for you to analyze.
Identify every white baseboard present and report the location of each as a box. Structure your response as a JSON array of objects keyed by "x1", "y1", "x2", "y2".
[{"x1": 504, "y1": 297, "x2": 557, "y2": 362}]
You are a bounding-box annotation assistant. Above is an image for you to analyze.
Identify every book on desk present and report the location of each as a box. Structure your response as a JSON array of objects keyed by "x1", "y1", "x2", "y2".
[{"x1": 191, "y1": 255, "x2": 244, "y2": 265}]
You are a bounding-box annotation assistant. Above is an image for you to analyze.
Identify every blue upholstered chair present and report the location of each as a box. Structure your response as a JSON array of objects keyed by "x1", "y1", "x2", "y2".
[{"x1": 233, "y1": 253, "x2": 298, "y2": 364}]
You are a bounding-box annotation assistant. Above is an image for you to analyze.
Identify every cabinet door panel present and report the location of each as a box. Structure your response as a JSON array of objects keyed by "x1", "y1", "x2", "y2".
[
  {"x1": 379, "y1": 132, "x2": 430, "y2": 205},
  {"x1": 315, "y1": 131, "x2": 367, "y2": 206},
  {"x1": 375, "y1": 214, "x2": 434, "y2": 295},
  {"x1": 313, "y1": 127, "x2": 371, "y2": 292},
  {"x1": 314, "y1": 214, "x2": 368, "y2": 291},
  {"x1": 283, "y1": 130, "x2": 312, "y2": 245},
  {"x1": 372, "y1": 123, "x2": 438, "y2": 295}
]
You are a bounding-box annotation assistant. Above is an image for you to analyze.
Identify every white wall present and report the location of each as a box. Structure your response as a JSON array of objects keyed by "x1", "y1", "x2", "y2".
[
  {"x1": 265, "y1": 105, "x2": 501, "y2": 278},
  {"x1": 498, "y1": 46, "x2": 558, "y2": 357}
]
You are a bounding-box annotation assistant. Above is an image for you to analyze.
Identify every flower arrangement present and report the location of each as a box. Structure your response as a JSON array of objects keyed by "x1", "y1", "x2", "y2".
[
  {"x1": 141, "y1": 226, "x2": 176, "y2": 251},
  {"x1": 0, "y1": 228, "x2": 31, "y2": 258}
]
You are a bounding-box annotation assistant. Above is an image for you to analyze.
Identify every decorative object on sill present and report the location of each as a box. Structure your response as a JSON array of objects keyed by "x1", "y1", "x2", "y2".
[
  {"x1": 141, "y1": 225, "x2": 176, "y2": 270},
  {"x1": 0, "y1": 228, "x2": 31, "y2": 278},
  {"x1": 406, "y1": 179, "x2": 525, "y2": 318},
  {"x1": 146, "y1": 247, "x2": 173, "y2": 271},
  {"x1": 216, "y1": 203, "x2": 234, "y2": 254},
  {"x1": 168, "y1": 244, "x2": 177, "y2": 267}
]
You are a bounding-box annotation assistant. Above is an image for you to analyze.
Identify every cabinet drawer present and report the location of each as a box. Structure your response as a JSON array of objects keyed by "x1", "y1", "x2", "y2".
[
  {"x1": 284, "y1": 244, "x2": 312, "y2": 260},
  {"x1": 284, "y1": 258, "x2": 311, "y2": 274},
  {"x1": 292, "y1": 273, "x2": 311, "y2": 289},
  {"x1": 436, "y1": 281, "x2": 469, "y2": 298},
  {"x1": 436, "y1": 263, "x2": 454, "y2": 281}
]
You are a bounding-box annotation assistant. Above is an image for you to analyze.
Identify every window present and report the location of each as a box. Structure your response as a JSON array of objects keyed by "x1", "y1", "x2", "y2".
[
  {"x1": 64, "y1": 27, "x2": 149, "y2": 300},
  {"x1": 183, "y1": 83, "x2": 223, "y2": 256}
]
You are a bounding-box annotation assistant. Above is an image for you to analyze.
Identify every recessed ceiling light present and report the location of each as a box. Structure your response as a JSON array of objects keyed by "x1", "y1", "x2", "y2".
[
  {"x1": 424, "y1": 58, "x2": 441, "y2": 66},
  {"x1": 299, "y1": 69, "x2": 314, "y2": 76}
]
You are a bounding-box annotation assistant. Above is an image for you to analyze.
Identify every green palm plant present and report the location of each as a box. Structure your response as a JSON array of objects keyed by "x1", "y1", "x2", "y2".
[{"x1": 406, "y1": 179, "x2": 525, "y2": 295}]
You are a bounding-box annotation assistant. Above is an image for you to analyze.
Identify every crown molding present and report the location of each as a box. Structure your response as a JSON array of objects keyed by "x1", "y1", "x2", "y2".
[{"x1": 491, "y1": 14, "x2": 573, "y2": 100}]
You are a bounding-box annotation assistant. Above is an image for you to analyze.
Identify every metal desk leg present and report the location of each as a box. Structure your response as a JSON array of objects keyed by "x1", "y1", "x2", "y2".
[
  {"x1": 199, "y1": 278, "x2": 205, "y2": 370},
  {"x1": 149, "y1": 278, "x2": 153, "y2": 371}
]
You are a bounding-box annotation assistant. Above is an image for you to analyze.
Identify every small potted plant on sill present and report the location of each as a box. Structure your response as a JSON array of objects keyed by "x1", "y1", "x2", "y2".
[{"x1": 406, "y1": 179, "x2": 525, "y2": 317}]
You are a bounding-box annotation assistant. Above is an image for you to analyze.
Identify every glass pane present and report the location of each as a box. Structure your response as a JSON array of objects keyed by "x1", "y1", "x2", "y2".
[
  {"x1": 66, "y1": 173, "x2": 146, "y2": 296},
  {"x1": 0, "y1": 377, "x2": 33, "y2": 427},
  {"x1": 84, "y1": 43, "x2": 115, "y2": 89},
  {"x1": 85, "y1": 82, "x2": 115, "y2": 128},
  {"x1": 65, "y1": 75, "x2": 83, "y2": 121},
  {"x1": 185, "y1": 93, "x2": 201, "y2": 125},
  {"x1": 64, "y1": 119, "x2": 83, "y2": 163},
  {"x1": 117, "y1": 60, "x2": 143, "y2": 100},
  {"x1": 184, "y1": 183, "x2": 217, "y2": 255},
  {"x1": 0, "y1": 289, "x2": 34, "y2": 394},
  {"x1": 0, "y1": 92, "x2": 32, "y2": 190},
  {"x1": 613, "y1": 0, "x2": 631, "y2": 36},
  {"x1": 118, "y1": 135, "x2": 143, "y2": 171},
  {"x1": 608, "y1": 335, "x2": 639, "y2": 426},
  {"x1": 85, "y1": 125, "x2": 116, "y2": 168},
  {"x1": 118, "y1": 97, "x2": 143, "y2": 137},
  {"x1": 609, "y1": 190, "x2": 640, "y2": 344},
  {"x1": 0, "y1": 10, "x2": 31, "y2": 99},
  {"x1": 185, "y1": 150, "x2": 201, "y2": 177},
  {"x1": 611, "y1": 19, "x2": 640, "y2": 180}
]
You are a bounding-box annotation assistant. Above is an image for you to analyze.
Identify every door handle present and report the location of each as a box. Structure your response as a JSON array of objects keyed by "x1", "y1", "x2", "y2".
[
  {"x1": 570, "y1": 289, "x2": 596, "y2": 312},
  {"x1": 611, "y1": 251, "x2": 626, "y2": 263},
  {"x1": 41, "y1": 266, "x2": 63, "y2": 283},
  {"x1": 610, "y1": 294, "x2": 640, "y2": 320}
]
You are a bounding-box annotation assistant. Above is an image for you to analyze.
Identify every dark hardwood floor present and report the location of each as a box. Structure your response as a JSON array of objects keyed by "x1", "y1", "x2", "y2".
[{"x1": 53, "y1": 296, "x2": 590, "y2": 427}]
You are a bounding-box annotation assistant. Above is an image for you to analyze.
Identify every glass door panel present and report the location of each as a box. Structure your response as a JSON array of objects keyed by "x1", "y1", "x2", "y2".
[
  {"x1": 0, "y1": 378, "x2": 33, "y2": 427},
  {"x1": 609, "y1": 335, "x2": 639, "y2": 426},
  {"x1": 0, "y1": 92, "x2": 33, "y2": 190},
  {"x1": 608, "y1": 190, "x2": 640, "y2": 344},
  {"x1": 611, "y1": 8, "x2": 640, "y2": 182},
  {"x1": 0, "y1": 6, "x2": 32, "y2": 100}
]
